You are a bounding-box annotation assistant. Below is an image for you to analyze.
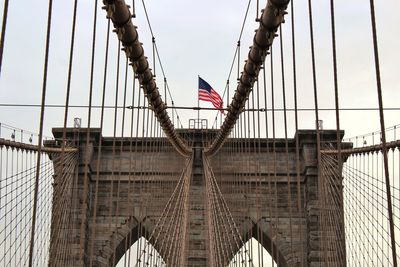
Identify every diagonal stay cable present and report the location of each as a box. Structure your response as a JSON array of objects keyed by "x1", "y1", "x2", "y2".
[
  {"x1": 102, "y1": 0, "x2": 190, "y2": 156},
  {"x1": 212, "y1": 0, "x2": 252, "y2": 127},
  {"x1": 206, "y1": 0, "x2": 290, "y2": 156},
  {"x1": 139, "y1": 0, "x2": 183, "y2": 125}
]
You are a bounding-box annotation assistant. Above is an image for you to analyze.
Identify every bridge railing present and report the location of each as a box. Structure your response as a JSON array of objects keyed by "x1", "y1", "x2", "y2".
[
  {"x1": 0, "y1": 122, "x2": 53, "y2": 146},
  {"x1": 0, "y1": 135, "x2": 78, "y2": 266},
  {"x1": 321, "y1": 126, "x2": 400, "y2": 266}
]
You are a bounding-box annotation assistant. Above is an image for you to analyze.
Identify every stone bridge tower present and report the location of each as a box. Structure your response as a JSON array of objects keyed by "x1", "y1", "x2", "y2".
[{"x1": 47, "y1": 128, "x2": 348, "y2": 267}]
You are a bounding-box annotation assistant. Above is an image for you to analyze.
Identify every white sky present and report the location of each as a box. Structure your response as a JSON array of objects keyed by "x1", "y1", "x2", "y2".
[
  {"x1": 0, "y1": 0, "x2": 399, "y2": 140},
  {"x1": 0, "y1": 0, "x2": 399, "y2": 264},
  {"x1": 116, "y1": 237, "x2": 276, "y2": 267}
]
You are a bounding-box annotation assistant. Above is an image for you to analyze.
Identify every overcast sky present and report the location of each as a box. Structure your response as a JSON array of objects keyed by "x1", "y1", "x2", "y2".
[
  {"x1": 0, "y1": 0, "x2": 399, "y2": 140},
  {"x1": 0, "y1": 0, "x2": 399, "y2": 265}
]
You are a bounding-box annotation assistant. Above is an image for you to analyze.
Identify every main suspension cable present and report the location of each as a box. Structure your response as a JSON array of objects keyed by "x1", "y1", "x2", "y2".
[{"x1": 206, "y1": 0, "x2": 290, "y2": 156}]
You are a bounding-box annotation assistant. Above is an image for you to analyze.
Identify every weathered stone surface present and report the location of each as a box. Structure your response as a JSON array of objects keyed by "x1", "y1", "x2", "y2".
[{"x1": 48, "y1": 128, "x2": 348, "y2": 267}]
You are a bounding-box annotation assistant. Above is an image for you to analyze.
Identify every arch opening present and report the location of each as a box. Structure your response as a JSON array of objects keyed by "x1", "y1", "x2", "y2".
[
  {"x1": 116, "y1": 237, "x2": 165, "y2": 267},
  {"x1": 229, "y1": 237, "x2": 277, "y2": 267},
  {"x1": 228, "y1": 223, "x2": 289, "y2": 267}
]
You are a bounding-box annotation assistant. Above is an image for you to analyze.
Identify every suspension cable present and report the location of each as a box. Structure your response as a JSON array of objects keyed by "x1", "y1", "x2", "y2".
[
  {"x1": 206, "y1": 0, "x2": 290, "y2": 156},
  {"x1": 102, "y1": 0, "x2": 190, "y2": 156},
  {"x1": 28, "y1": 0, "x2": 53, "y2": 265},
  {"x1": 368, "y1": 0, "x2": 397, "y2": 265},
  {"x1": 0, "y1": 0, "x2": 10, "y2": 75}
]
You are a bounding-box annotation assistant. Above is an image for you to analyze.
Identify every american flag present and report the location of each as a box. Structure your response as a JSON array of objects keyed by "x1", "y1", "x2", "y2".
[{"x1": 198, "y1": 77, "x2": 224, "y2": 114}]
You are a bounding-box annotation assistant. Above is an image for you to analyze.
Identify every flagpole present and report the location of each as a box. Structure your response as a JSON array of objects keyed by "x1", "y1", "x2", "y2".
[{"x1": 197, "y1": 75, "x2": 200, "y2": 126}]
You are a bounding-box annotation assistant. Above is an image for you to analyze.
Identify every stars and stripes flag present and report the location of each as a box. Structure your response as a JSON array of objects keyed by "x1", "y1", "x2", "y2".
[{"x1": 198, "y1": 76, "x2": 224, "y2": 114}]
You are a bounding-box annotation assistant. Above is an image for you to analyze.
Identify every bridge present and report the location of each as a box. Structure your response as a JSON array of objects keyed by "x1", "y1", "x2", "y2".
[{"x1": 0, "y1": 0, "x2": 399, "y2": 266}]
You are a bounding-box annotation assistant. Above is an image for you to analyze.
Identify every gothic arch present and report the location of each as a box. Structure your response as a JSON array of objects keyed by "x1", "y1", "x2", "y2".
[
  {"x1": 250, "y1": 223, "x2": 289, "y2": 267},
  {"x1": 105, "y1": 216, "x2": 168, "y2": 267},
  {"x1": 231, "y1": 220, "x2": 289, "y2": 267}
]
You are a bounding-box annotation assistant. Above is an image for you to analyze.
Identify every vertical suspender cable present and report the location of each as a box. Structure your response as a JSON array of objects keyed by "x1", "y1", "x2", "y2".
[
  {"x1": 126, "y1": 71, "x2": 137, "y2": 267},
  {"x1": 290, "y1": 0, "x2": 304, "y2": 265},
  {"x1": 84, "y1": 2, "x2": 99, "y2": 264},
  {"x1": 256, "y1": 0, "x2": 259, "y2": 21},
  {"x1": 279, "y1": 24, "x2": 294, "y2": 257},
  {"x1": 368, "y1": 0, "x2": 397, "y2": 265},
  {"x1": 329, "y1": 0, "x2": 346, "y2": 264},
  {"x1": 152, "y1": 37, "x2": 156, "y2": 77},
  {"x1": 237, "y1": 41, "x2": 241, "y2": 82},
  {"x1": 88, "y1": 16, "x2": 110, "y2": 267},
  {"x1": 110, "y1": 40, "x2": 121, "y2": 267},
  {"x1": 0, "y1": 0, "x2": 9, "y2": 75},
  {"x1": 57, "y1": 0, "x2": 78, "y2": 264},
  {"x1": 115, "y1": 57, "x2": 129, "y2": 265},
  {"x1": 134, "y1": 84, "x2": 142, "y2": 267},
  {"x1": 262, "y1": 61, "x2": 273, "y2": 267},
  {"x1": 227, "y1": 80, "x2": 230, "y2": 108},
  {"x1": 164, "y1": 77, "x2": 167, "y2": 106},
  {"x1": 28, "y1": 0, "x2": 53, "y2": 266},
  {"x1": 137, "y1": 91, "x2": 147, "y2": 266},
  {"x1": 210, "y1": 0, "x2": 251, "y2": 127},
  {"x1": 307, "y1": 0, "x2": 324, "y2": 262},
  {"x1": 131, "y1": 0, "x2": 135, "y2": 17},
  {"x1": 207, "y1": 0, "x2": 290, "y2": 156},
  {"x1": 271, "y1": 46, "x2": 278, "y2": 266},
  {"x1": 61, "y1": 0, "x2": 78, "y2": 148},
  {"x1": 255, "y1": 79, "x2": 262, "y2": 267},
  {"x1": 103, "y1": 0, "x2": 190, "y2": 156}
]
